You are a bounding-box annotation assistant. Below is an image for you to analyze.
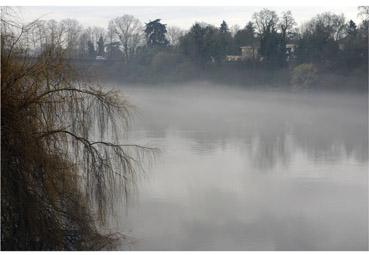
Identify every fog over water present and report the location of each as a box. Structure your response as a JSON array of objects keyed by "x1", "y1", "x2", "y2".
[{"x1": 109, "y1": 83, "x2": 368, "y2": 250}]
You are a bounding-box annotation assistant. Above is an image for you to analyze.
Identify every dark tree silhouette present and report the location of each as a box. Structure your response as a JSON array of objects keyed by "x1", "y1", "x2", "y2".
[
  {"x1": 97, "y1": 36, "x2": 105, "y2": 56},
  {"x1": 234, "y1": 21, "x2": 257, "y2": 52},
  {"x1": 145, "y1": 19, "x2": 169, "y2": 48}
]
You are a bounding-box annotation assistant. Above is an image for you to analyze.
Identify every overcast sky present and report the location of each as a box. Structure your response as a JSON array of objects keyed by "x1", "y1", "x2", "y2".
[{"x1": 18, "y1": 6, "x2": 362, "y2": 30}]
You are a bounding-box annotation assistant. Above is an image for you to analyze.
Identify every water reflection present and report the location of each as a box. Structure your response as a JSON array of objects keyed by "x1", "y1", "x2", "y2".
[
  {"x1": 124, "y1": 85, "x2": 367, "y2": 169},
  {"x1": 114, "y1": 84, "x2": 368, "y2": 250}
]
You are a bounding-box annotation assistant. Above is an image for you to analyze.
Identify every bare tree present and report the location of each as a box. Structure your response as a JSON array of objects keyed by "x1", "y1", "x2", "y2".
[
  {"x1": 60, "y1": 19, "x2": 82, "y2": 57},
  {"x1": 230, "y1": 24, "x2": 240, "y2": 37},
  {"x1": 78, "y1": 29, "x2": 90, "y2": 57},
  {"x1": 252, "y1": 8, "x2": 279, "y2": 34},
  {"x1": 108, "y1": 15, "x2": 144, "y2": 62},
  {"x1": 45, "y1": 19, "x2": 65, "y2": 49},
  {"x1": 166, "y1": 26, "x2": 185, "y2": 46},
  {"x1": 279, "y1": 11, "x2": 296, "y2": 41},
  {"x1": 92, "y1": 26, "x2": 106, "y2": 45},
  {"x1": 358, "y1": 6, "x2": 369, "y2": 20},
  {"x1": 303, "y1": 12, "x2": 346, "y2": 40}
]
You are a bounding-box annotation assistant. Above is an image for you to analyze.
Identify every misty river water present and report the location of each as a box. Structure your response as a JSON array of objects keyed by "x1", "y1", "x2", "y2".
[{"x1": 110, "y1": 83, "x2": 368, "y2": 250}]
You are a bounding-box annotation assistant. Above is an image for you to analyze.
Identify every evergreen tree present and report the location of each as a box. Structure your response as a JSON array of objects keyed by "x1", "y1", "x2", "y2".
[
  {"x1": 97, "y1": 36, "x2": 105, "y2": 56},
  {"x1": 234, "y1": 21, "x2": 256, "y2": 52},
  {"x1": 180, "y1": 23, "x2": 224, "y2": 65},
  {"x1": 220, "y1": 20, "x2": 229, "y2": 33},
  {"x1": 218, "y1": 21, "x2": 232, "y2": 57},
  {"x1": 145, "y1": 19, "x2": 169, "y2": 48},
  {"x1": 346, "y1": 20, "x2": 357, "y2": 38},
  {"x1": 259, "y1": 30, "x2": 285, "y2": 67}
]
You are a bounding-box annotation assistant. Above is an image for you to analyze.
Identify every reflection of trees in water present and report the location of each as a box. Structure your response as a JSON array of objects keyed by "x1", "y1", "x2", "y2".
[
  {"x1": 249, "y1": 125, "x2": 292, "y2": 171},
  {"x1": 129, "y1": 88, "x2": 368, "y2": 171},
  {"x1": 292, "y1": 122, "x2": 368, "y2": 163},
  {"x1": 169, "y1": 117, "x2": 367, "y2": 171},
  {"x1": 186, "y1": 129, "x2": 232, "y2": 154},
  {"x1": 137, "y1": 119, "x2": 367, "y2": 171}
]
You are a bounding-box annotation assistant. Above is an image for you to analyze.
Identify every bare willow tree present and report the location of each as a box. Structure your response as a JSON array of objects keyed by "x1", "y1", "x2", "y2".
[{"x1": 1, "y1": 7, "x2": 152, "y2": 250}]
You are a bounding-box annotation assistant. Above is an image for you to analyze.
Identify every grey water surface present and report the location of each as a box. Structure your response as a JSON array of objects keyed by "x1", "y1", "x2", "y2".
[{"x1": 112, "y1": 83, "x2": 368, "y2": 251}]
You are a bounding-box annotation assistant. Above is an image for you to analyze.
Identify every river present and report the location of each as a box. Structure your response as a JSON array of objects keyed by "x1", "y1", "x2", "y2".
[{"x1": 111, "y1": 83, "x2": 368, "y2": 250}]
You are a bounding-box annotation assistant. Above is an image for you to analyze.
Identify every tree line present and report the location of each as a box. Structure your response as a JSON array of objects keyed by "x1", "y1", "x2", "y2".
[
  {"x1": 19, "y1": 7, "x2": 368, "y2": 71},
  {"x1": 5, "y1": 7, "x2": 369, "y2": 88}
]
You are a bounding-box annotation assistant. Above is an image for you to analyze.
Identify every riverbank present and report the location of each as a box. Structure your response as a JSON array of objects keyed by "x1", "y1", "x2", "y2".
[{"x1": 74, "y1": 61, "x2": 368, "y2": 92}]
